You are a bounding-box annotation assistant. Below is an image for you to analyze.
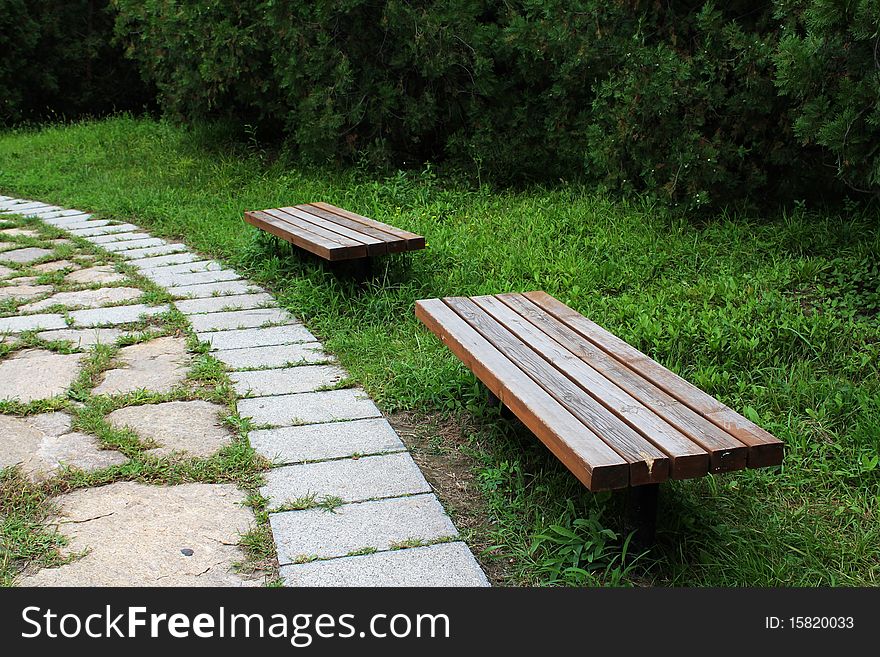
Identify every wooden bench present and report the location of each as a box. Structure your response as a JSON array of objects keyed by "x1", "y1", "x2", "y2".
[
  {"x1": 415, "y1": 291, "x2": 784, "y2": 539},
  {"x1": 244, "y1": 202, "x2": 425, "y2": 266}
]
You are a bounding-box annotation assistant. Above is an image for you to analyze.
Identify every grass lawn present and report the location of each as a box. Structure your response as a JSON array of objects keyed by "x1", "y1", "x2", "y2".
[{"x1": 1, "y1": 116, "x2": 878, "y2": 586}]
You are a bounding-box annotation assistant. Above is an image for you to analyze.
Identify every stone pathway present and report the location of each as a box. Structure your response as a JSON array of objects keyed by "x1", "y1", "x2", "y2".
[{"x1": 0, "y1": 195, "x2": 488, "y2": 587}]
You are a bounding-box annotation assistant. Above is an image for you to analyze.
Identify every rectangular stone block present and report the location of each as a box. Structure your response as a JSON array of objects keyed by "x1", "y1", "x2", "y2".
[
  {"x1": 261, "y1": 452, "x2": 431, "y2": 506},
  {"x1": 238, "y1": 388, "x2": 379, "y2": 426},
  {"x1": 249, "y1": 417, "x2": 405, "y2": 464},
  {"x1": 130, "y1": 252, "x2": 200, "y2": 269},
  {"x1": 270, "y1": 494, "x2": 457, "y2": 563},
  {"x1": 279, "y1": 542, "x2": 489, "y2": 587},
  {"x1": 231, "y1": 365, "x2": 346, "y2": 397},
  {"x1": 213, "y1": 342, "x2": 330, "y2": 370},
  {"x1": 67, "y1": 223, "x2": 138, "y2": 237},
  {"x1": 138, "y1": 260, "x2": 221, "y2": 276},
  {"x1": 169, "y1": 280, "x2": 259, "y2": 299},
  {"x1": 85, "y1": 231, "x2": 152, "y2": 244},
  {"x1": 102, "y1": 237, "x2": 166, "y2": 252},
  {"x1": 175, "y1": 292, "x2": 273, "y2": 315},
  {"x1": 199, "y1": 323, "x2": 316, "y2": 350},
  {"x1": 0, "y1": 313, "x2": 67, "y2": 332},
  {"x1": 187, "y1": 308, "x2": 293, "y2": 333},
  {"x1": 70, "y1": 303, "x2": 169, "y2": 327},
  {"x1": 147, "y1": 269, "x2": 240, "y2": 288},
  {"x1": 58, "y1": 220, "x2": 112, "y2": 231},
  {"x1": 42, "y1": 213, "x2": 94, "y2": 225},
  {"x1": 118, "y1": 243, "x2": 189, "y2": 260}
]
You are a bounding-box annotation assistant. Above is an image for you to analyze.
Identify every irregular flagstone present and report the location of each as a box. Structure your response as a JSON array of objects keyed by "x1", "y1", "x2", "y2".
[
  {"x1": 102, "y1": 237, "x2": 166, "y2": 252},
  {"x1": 198, "y1": 324, "x2": 316, "y2": 351},
  {"x1": 175, "y1": 292, "x2": 274, "y2": 315},
  {"x1": 117, "y1": 243, "x2": 188, "y2": 259},
  {"x1": 85, "y1": 231, "x2": 152, "y2": 244},
  {"x1": 280, "y1": 542, "x2": 489, "y2": 587},
  {"x1": 22, "y1": 286, "x2": 143, "y2": 312},
  {"x1": 139, "y1": 260, "x2": 222, "y2": 276},
  {"x1": 69, "y1": 303, "x2": 169, "y2": 327},
  {"x1": 65, "y1": 265, "x2": 126, "y2": 284},
  {"x1": 271, "y1": 494, "x2": 457, "y2": 563},
  {"x1": 170, "y1": 280, "x2": 260, "y2": 299},
  {"x1": 19, "y1": 482, "x2": 258, "y2": 587},
  {"x1": 187, "y1": 308, "x2": 294, "y2": 333},
  {"x1": 37, "y1": 327, "x2": 124, "y2": 348},
  {"x1": 32, "y1": 259, "x2": 77, "y2": 273},
  {"x1": 67, "y1": 223, "x2": 138, "y2": 237},
  {"x1": 231, "y1": 365, "x2": 346, "y2": 397},
  {"x1": 249, "y1": 418, "x2": 405, "y2": 464},
  {"x1": 0, "y1": 313, "x2": 67, "y2": 332},
  {"x1": 106, "y1": 400, "x2": 232, "y2": 458},
  {"x1": 51, "y1": 239, "x2": 73, "y2": 246},
  {"x1": 213, "y1": 342, "x2": 330, "y2": 370},
  {"x1": 130, "y1": 252, "x2": 200, "y2": 269},
  {"x1": 0, "y1": 413, "x2": 128, "y2": 482},
  {"x1": 0, "y1": 247, "x2": 54, "y2": 263},
  {"x1": 147, "y1": 269, "x2": 240, "y2": 288},
  {"x1": 0, "y1": 227, "x2": 41, "y2": 237},
  {"x1": 0, "y1": 349, "x2": 83, "y2": 402},
  {"x1": 0, "y1": 241, "x2": 17, "y2": 250},
  {"x1": 92, "y1": 336, "x2": 189, "y2": 395},
  {"x1": 0, "y1": 264, "x2": 15, "y2": 277},
  {"x1": 238, "y1": 389, "x2": 381, "y2": 427},
  {"x1": 0, "y1": 283, "x2": 54, "y2": 301},
  {"x1": 261, "y1": 452, "x2": 432, "y2": 506}
]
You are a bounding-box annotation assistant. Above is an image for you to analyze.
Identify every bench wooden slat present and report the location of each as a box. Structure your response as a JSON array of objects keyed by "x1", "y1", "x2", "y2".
[
  {"x1": 310, "y1": 202, "x2": 426, "y2": 249},
  {"x1": 262, "y1": 208, "x2": 367, "y2": 251},
  {"x1": 497, "y1": 293, "x2": 749, "y2": 473},
  {"x1": 277, "y1": 206, "x2": 388, "y2": 255},
  {"x1": 415, "y1": 298, "x2": 630, "y2": 491},
  {"x1": 244, "y1": 210, "x2": 366, "y2": 261},
  {"x1": 446, "y1": 296, "x2": 670, "y2": 485},
  {"x1": 523, "y1": 291, "x2": 784, "y2": 468},
  {"x1": 474, "y1": 295, "x2": 713, "y2": 480},
  {"x1": 296, "y1": 204, "x2": 409, "y2": 254}
]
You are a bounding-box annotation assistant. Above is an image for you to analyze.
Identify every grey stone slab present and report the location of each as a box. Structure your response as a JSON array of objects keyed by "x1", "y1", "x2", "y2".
[
  {"x1": 65, "y1": 265, "x2": 126, "y2": 285},
  {"x1": 139, "y1": 260, "x2": 222, "y2": 276},
  {"x1": 0, "y1": 264, "x2": 15, "y2": 278},
  {"x1": 198, "y1": 323, "x2": 316, "y2": 350},
  {"x1": 31, "y1": 259, "x2": 76, "y2": 273},
  {"x1": 170, "y1": 280, "x2": 260, "y2": 299},
  {"x1": 0, "y1": 202, "x2": 53, "y2": 214},
  {"x1": 175, "y1": 292, "x2": 274, "y2": 315},
  {"x1": 231, "y1": 365, "x2": 346, "y2": 397},
  {"x1": 37, "y1": 328, "x2": 124, "y2": 348},
  {"x1": 147, "y1": 269, "x2": 240, "y2": 288},
  {"x1": 187, "y1": 308, "x2": 293, "y2": 333},
  {"x1": 41, "y1": 212, "x2": 92, "y2": 223},
  {"x1": 67, "y1": 223, "x2": 138, "y2": 237},
  {"x1": 19, "y1": 482, "x2": 258, "y2": 587},
  {"x1": 0, "y1": 313, "x2": 67, "y2": 332},
  {"x1": 249, "y1": 418, "x2": 405, "y2": 464},
  {"x1": 102, "y1": 237, "x2": 166, "y2": 252},
  {"x1": 214, "y1": 343, "x2": 330, "y2": 370},
  {"x1": 93, "y1": 336, "x2": 189, "y2": 396},
  {"x1": 261, "y1": 452, "x2": 431, "y2": 506},
  {"x1": 117, "y1": 243, "x2": 188, "y2": 259},
  {"x1": 0, "y1": 228, "x2": 41, "y2": 237},
  {"x1": 271, "y1": 494, "x2": 456, "y2": 563},
  {"x1": 238, "y1": 389, "x2": 380, "y2": 427},
  {"x1": 0, "y1": 247, "x2": 53, "y2": 264},
  {"x1": 0, "y1": 283, "x2": 54, "y2": 301},
  {"x1": 56, "y1": 219, "x2": 112, "y2": 231},
  {"x1": 0, "y1": 349, "x2": 83, "y2": 402},
  {"x1": 69, "y1": 303, "x2": 169, "y2": 327},
  {"x1": 85, "y1": 231, "x2": 152, "y2": 245},
  {"x1": 22, "y1": 286, "x2": 143, "y2": 312},
  {"x1": 279, "y1": 542, "x2": 489, "y2": 587},
  {"x1": 130, "y1": 252, "x2": 200, "y2": 269}
]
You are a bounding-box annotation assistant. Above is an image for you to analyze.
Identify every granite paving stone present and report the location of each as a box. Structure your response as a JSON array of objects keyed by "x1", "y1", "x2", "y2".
[
  {"x1": 231, "y1": 365, "x2": 346, "y2": 397},
  {"x1": 139, "y1": 260, "x2": 222, "y2": 276},
  {"x1": 146, "y1": 269, "x2": 240, "y2": 288},
  {"x1": 0, "y1": 227, "x2": 41, "y2": 237},
  {"x1": 130, "y1": 252, "x2": 200, "y2": 269},
  {"x1": 102, "y1": 237, "x2": 166, "y2": 252},
  {"x1": 37, "y1": 328, "x2": 124, "y2": 348},
  {"x1": 65, "y1": 265, "x2": 126, "y2": 285},
  {"x1": 261, "y1": 452, "x2": 431, "y2": 506},
  {"x1": 32, "y1": 259, "x2": 76, "y2": 273},
  {"x1": 279, "y1": 542, "x2": 489, "y2": 587},
  {"x1": 270, "y1": 494, "x2": 457, "y2": 563},
  {"x1": 0, "y1": 349, "x2": 83, "y2": 401},
  {"x1": 0, "y1": 264, "x2": 14, "y2": 278},
  {"x1": 238, "y1": 389, "x2": 381, "y2": 427},
  {"x1": 187, "y1": 308, "x2": 294, "y2": 333},
  {"x1": 85, "y1": 231, "x2": 151, "y2": 244},
  {"x1": 0, "y1": 283, "x2": 54, "y2": 301},
  {"x1": 198, "y1": 323, "x2": 316, "y2": 350},
  {"x1": 67, "y1": 223, "x2": 138, "y2": 237},
  {"x1": 175, "y1": 292, "x2": 274, "y2": 315},
  {"x1": 0, "y1": 247, "x2": 53, "y2": 264},
  {"x1": 0, "y1": 313, "x2": 67, "y2": 332},
  {"x1": 249, "y1": 418, "x2": 405, "y2": 464},
  {"x1": 58, "y1": 219, "x2": 112, "y2": 231},
  {"x1": 69, "y1": 303, "x2": 168, "y2": 327},
  {"x1": 117, "y1": 243, "x2": 188, "y2": 259},
  {"x1": 213, "y1": 342, "x2": 330, "y2": 370},
  {"x1": 170, "y1": 280, "x2": 260, "y2": 298},
  {"x1": 22, "y1": 286, "x2": 142, "y2": 312},
  {"x1": 92, "y1": 336, "x2": 189, "y2": 395}
]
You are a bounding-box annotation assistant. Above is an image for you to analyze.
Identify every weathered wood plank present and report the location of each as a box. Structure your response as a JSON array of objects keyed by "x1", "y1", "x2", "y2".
[
  {"x1": 296, "y1": 204, "x2": 409, "y2": 253},
  {"x1": 310, "y1": 202, "x2": 425, "y2": 249},
  {"x1": 244, "y1": 210, "x2": 365, "y2": 260},
  {"x1": 415, "y1": 298, "x2": 630, "y2": 491},
  {"x1": 277, "y1": 206, "x2": 388, "y2": 255}
]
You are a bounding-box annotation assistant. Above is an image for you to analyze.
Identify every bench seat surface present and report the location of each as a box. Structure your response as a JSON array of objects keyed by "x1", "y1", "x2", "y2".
[
  {"x1": 244, "y1": 202, "x2": 425, "y2": 261},
  {"x1": 415, "y1": 291, "x2": 783, "y2": 491}
]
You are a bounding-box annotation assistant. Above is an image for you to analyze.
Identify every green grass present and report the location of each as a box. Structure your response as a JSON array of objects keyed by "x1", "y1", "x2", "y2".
[{"x1": 1, "y1": 115, "x2": 879, "y2": 586}]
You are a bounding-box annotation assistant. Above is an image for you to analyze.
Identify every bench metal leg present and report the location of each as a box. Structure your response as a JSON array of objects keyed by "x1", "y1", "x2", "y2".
[
  {"x1": 329, "y1": 257, "x2": 373, "y2": 281},
  {"x1": 625, "y1": 483, "x2": 659, "y2": 550}
]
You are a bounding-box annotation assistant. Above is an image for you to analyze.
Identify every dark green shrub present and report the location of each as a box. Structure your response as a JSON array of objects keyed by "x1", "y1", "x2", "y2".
[{"x1": 0, "y1": 0, "x2": 150, "y2": 125}]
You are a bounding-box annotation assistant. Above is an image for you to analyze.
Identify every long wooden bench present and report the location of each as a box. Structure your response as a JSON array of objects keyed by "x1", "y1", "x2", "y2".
[
  {"x1": 416, "y1": 291, "x2": 783, "y2": 537},
  {"x1": 244, "y1": 202, "x2": 425, "y2": 262}
]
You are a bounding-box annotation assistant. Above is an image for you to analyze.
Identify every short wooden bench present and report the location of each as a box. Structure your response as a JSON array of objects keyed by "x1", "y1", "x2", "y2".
[
  {"x1": 416, "y1": 291, "x2": 784, "y2": 539},
  {"x1": 244, "y1": 202, "x2": 425, "y2": 262}
]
